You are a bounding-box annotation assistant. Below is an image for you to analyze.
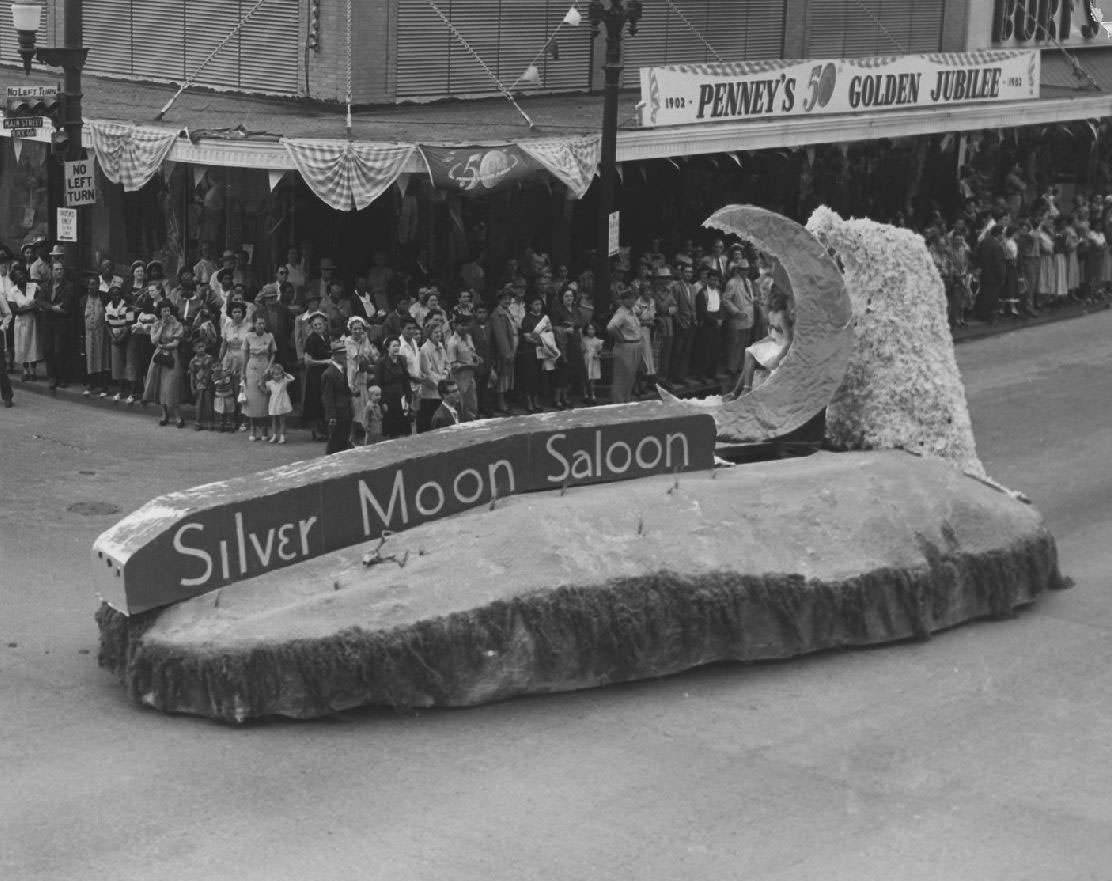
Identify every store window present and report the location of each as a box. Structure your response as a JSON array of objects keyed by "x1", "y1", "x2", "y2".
[{"x1": 805, "y1": 0, "x2": 946, "y2": 57}]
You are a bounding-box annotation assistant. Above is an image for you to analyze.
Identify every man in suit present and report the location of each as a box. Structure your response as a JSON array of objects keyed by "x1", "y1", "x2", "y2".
[
  {"x1": 40, "y1": 258, "x2": 79, "y2": 390},
  {"x1": 976, "y1": 224, "x2": 1006, "y2": 324},
  {"x1": 694, "y1": 267, "x2": 724, "y2": 381},
  {"x1": 321, "y1": 338, "x2": 354, "y2": 454},
  {"x1": 429, "y1": 378, "x2": 461, "y2": 430},
  {"x1": 671, "y1": 261, "x2": 696, "y2": 384}
]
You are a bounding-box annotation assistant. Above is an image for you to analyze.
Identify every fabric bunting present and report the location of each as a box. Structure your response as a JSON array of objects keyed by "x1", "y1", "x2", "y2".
[
  {"x1": 519, "y1": 134, "x2": 600, "y2": 199},
  {"x1": 87, "y1": 120, "x2": 181, "y2": 192},
  {"x1": 281, "y1": 139, "x2": 416, "y2": 211}
]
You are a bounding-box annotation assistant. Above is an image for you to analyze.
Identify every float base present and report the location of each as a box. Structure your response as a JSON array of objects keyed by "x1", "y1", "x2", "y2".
[{"x1": 97, "y1": 451, "x2": 1065, "y2": 724}]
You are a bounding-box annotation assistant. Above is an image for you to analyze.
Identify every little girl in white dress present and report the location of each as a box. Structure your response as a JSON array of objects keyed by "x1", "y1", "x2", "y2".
[{"x1": 263, "y1": 363, "x2": 294, "y2": 444}]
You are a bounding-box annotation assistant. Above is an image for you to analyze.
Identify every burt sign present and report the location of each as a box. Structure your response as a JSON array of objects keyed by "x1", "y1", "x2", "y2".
[
  {"x1": 639, "y1": 50, "x2": 1040, "y2": 128},
  {"x1": 93, "y1": 408, "x2": 717, "y2": 614}
]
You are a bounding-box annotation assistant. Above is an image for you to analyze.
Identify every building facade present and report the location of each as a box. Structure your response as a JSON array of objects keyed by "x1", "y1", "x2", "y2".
[{"x1": 0, "y1": 0, "x2": 1110, "y2": 279}]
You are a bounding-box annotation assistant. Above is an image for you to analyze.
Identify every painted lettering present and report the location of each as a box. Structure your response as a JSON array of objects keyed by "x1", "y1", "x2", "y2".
[
  {"x1": 666, "y1": 433, "x2": 690, "y2": 469},
  {"x1": 173, "y1": 523, "x2": 213, "y2": 588},
  {"x1": 696, "y1": 84, "x2": 715, "y2": 118},
  {"x1": 415, "y1": 481, "x2": 446, "y2": 517},
  {"x1": 545, "y1": 432, "x2": 570, "y2": 483},
  {"x1": 635, "y1": 436, "x2": 663, "y2": 470},
  {"x1": 298, "y1": 516, "x2": 318, "y2": 556},
  {"x1": 249, "y1": 528, "x2": 276, "y2": 569},
  {"x1": 453, "y1": 468, "x2": 485, "y2": 504},
  {"x1": 360, "y1": 472, "x2": 410, "y2": 535},
  {"x1": 276, "y1": 523, "x2": 297, "y2": 561}
]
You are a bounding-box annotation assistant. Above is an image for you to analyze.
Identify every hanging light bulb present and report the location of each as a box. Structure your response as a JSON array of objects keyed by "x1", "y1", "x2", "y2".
[{"x1": 563, "y1": 6, "x2": 582, "y2": 26}]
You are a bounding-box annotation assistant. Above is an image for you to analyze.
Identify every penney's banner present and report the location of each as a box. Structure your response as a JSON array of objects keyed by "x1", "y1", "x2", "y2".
[{"x1": 639, "y1": 50, "x2": 1040, "y2": 128}]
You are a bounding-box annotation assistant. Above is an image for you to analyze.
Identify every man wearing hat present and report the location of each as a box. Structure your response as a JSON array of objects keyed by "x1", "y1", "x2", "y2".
[
  {"x1": 722, "y1": 260, "x2": 755, "y2": 377},
  {"x1": 305, "y1": 256, "x2": 338, "y2": 306},
  {"x1": 651, "y1": 266, "x2": 677, "y2": 384},
  {"x1": 320, "y1": 337, "x2": 354, "y2": 454}
]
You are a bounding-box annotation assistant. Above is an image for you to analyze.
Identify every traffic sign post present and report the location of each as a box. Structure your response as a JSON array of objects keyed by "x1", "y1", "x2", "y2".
[
  {"x1": 56, "y1": 207, "x2": 77, "y2": 242},
  {"x1": 63, "y1": 159, "x2": 96, "y2": 207}
]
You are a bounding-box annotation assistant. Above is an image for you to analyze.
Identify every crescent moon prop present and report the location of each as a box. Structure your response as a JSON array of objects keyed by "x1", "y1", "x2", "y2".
[{"x1": 669, "y1": 205, "x2": 854, "y2": 443}]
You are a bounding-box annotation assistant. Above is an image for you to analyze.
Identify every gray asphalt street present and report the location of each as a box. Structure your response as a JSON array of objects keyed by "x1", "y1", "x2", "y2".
[{"x1": 3, "y1": 311, "x2": 1111, "y2": 881}]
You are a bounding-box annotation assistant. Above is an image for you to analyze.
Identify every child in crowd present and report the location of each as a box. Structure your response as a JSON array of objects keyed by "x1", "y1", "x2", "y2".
[
  {"x1": 188, "y1": 338, "x2": 215, "y2": 430},
  {"x1": 581, "y1": 322, "x2": 602, "y2": 403},
  {"x1": 364, "y1": 384, "x2": 384, "y2": 445},
  {"x1": 212, "y1": 365, "x2": 236, "y2": 432},
  {"x1": 263, "y1": 361, "x2": 295, "y2": 444}
]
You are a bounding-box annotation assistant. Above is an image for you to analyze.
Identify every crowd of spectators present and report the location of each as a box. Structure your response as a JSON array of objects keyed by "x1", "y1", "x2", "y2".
[
  {"x1": 921, "y1": 172, "x2": 1112, "y2": 327},
  {"x1": 3, "y1": 175, "x2": 1108, "y2": 431},
  {"x1": 0, "y1": 236, "x2": 795, "y2": 445}
]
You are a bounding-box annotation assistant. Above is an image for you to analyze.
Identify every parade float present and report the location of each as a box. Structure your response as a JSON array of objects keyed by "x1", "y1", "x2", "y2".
[{"x1": 93, "y1": 207, "x2": 1064, "y2": 723}]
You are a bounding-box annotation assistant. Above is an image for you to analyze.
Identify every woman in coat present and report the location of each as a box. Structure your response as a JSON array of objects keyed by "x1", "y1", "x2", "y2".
[
  {"x1": 301, "y1": 312, "x2": 331, "y2": 440},
  {"x1": 142, "y1": 300, "x2": 186, "y2": 427},
  {"x1": 516, "y1": 296, "x2": 545, "y2": 412},
  {"x1": 374, "y1": 336, "x2": 414, "y2": 439}
]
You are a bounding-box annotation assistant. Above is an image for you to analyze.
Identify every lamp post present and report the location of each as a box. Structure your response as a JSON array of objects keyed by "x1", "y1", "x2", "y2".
[
  {"x1": 11, "y1": 0, "x2": 88, "y2": 268},
  {"x1": 588, "y1": 0, "x2": 641, "y2": 315}
]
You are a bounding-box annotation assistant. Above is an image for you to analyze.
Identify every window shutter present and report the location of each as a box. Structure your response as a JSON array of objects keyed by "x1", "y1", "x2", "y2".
[
  {"x1": 622, "y1": 0, "x2": 785, "y2": 87},
  {"x1": 82, "y1": 0, "x2": 136, "y2": 78},
  {"x1": 805, "y1": 0, "x2": 945, "y2": 57},
  {"x1": 186, "y1": 0, "x2": 243, "y2": 91},
  {"x1": 132, "y1": 0, "x2": 187, "y2": 82},
  {"x1": 396, "y1": 0, "x2": 454, "y2": 97},
  {"x1": 239, "y1": 0, "x2": 300, "y2": 94},
  {"x1": 395, "y1": 0, "x2": 591, "y2": 98}
]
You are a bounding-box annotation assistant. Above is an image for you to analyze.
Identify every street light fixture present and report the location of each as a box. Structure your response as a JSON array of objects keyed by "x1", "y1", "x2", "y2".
[
  {"x1": 588, "y1": 0, "x2": 643, "y2": 315},
  {"x1": 11, "y1": 1, "x2": 43, "y2": 75},
  {"x1": 9, "y1": 0, "x2": 89, "y2": 267}
]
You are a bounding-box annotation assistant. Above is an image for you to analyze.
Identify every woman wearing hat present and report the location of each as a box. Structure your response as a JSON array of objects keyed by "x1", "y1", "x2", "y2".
[
  {"x1": 122, "y1": 260, "x2": 147, "y2": 300},
  {"x1": 301, "y1": 311, "x2": 331, "y2": 440},
  {"x1": 142, "y1": 300, "x2": 186, "y2": 427},
  {"x1": 343, "y1": 315, "x2": 378, "y2": 443},
  {"x1": 7, "y1": 263, "x2": 41, "y2": 382},
  {"x1": 240, "y1": 313, "x2": 276, "y2": 441}
]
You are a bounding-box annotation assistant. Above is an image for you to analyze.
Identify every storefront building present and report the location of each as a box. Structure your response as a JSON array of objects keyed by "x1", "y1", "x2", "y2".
[{"x1": 0, "y1": 0, "x2": 1110, "y2": 283}]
